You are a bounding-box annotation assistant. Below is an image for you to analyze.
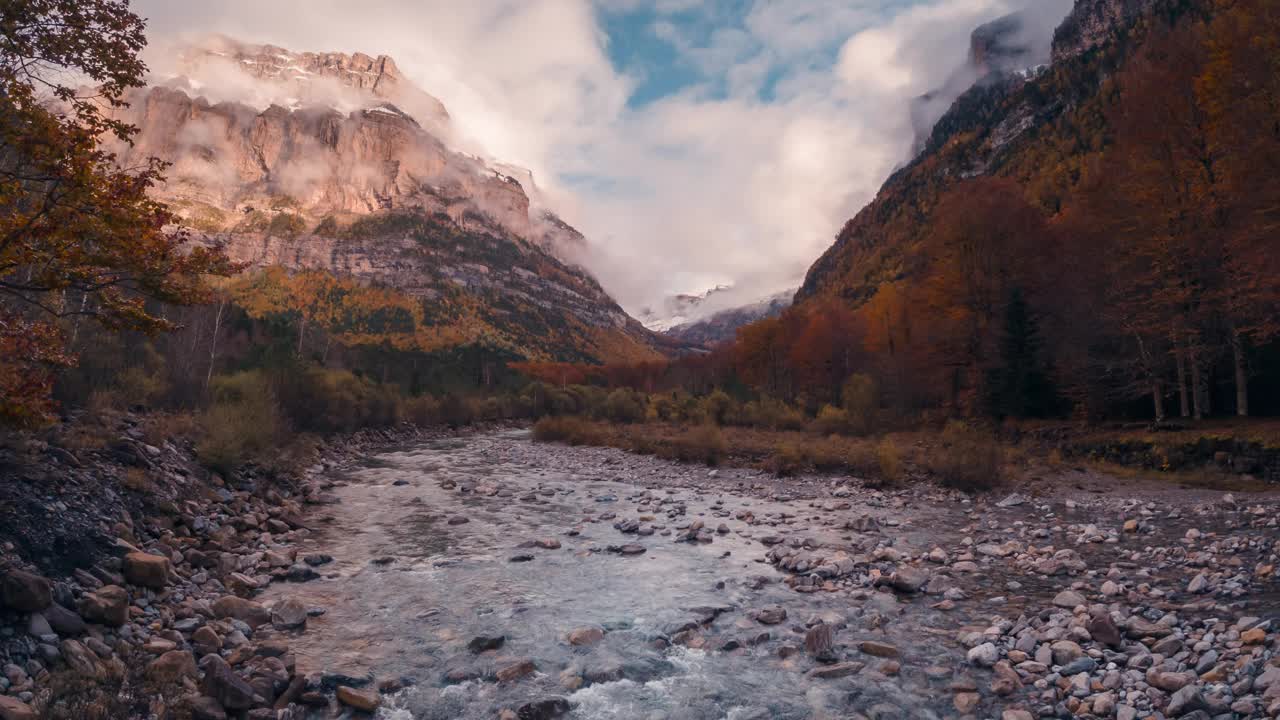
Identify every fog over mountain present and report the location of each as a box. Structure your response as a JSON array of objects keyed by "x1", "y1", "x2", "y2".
[{"x1": 132, "y1": 0, "x2": 1072, "y2": 317}]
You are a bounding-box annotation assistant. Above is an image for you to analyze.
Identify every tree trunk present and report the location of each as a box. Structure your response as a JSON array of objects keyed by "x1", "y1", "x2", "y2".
[
  {"x1": 205, "y1": 298, "x2": 225, "y2": 389},
  {"x1": 1152, "y1": 380, "x2": 1165, "y2": 422},
  {"x1": 1175, "y1": 344, "x2": 1190, "y2": 418},
  {"x1": 1188, "y1": 345, "x2": 1203, "y2": 420},
  {"x1": 1231, "y1": 330, "x2": 1248, "y2": 416}
]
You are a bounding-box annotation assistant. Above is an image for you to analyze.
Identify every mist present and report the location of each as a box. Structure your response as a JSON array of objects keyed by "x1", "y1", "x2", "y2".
[{"x1": 130, "y1": 0, "x2": 1075, "y2": 316}]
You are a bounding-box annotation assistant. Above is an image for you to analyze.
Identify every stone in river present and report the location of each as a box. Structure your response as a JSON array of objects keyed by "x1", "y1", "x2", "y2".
[
  {"x1": 567, "y1": 626, "x2": 605, "y2": 646},
  {"x1": 535, "y1": 538, "x2": 562, "y2": 549},
  {"x1": 805, "y1": 624, "x2": 837, "y2": 662},
  {"x1": 509, "y1": 554, "x2": 535, "y2": 563},
  {"x1": 611, "y1": 544, "x2": 646, "y2": 556},
  {"x1": 807, "y1": 662, "x2": 864, "y2": 679},
  {"x1": 468, "y1": 635, "x2": 505, "y2": 653},
  {"x1": 496, "y1": 659, "x2": 537, "y2": 682},
  {"x1": 271, "y1": 598, "x2": 308, "y2": 630},
  {"x1": 336, "y1": 685, "x2": 381, "y2": 712},
  {"x1": 967, "y1": 643, "x2": 999, "y2": 667},
  {"x1": 858, "y1": 641, "x2": 900, "y2": 659},
  {"x1": 447, "y1": 516, "x2": 470, "y2": 525},
  {"x1": 753, "y1": 606, "x2": 787, "y2": 625},
  {"x1": 517, "y1": 698, "x2": 570, "y2": 720}
]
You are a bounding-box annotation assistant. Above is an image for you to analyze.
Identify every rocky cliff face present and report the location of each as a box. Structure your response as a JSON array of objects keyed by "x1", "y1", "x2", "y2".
[
  {"x1": 665, "y1": 290, "x2": 794, "y2": 348},
  {"x1": 114, "y1": 38, "x2": 655, "y2": 363},
  {"x1": 799, "y1": 0, "x2": 1169, "y2": 304}
]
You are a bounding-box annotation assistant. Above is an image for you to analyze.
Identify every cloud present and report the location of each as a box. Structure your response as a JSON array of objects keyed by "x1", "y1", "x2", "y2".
[{"x1": 131, "y1": 0, "x2": 1072, "y2": 315}]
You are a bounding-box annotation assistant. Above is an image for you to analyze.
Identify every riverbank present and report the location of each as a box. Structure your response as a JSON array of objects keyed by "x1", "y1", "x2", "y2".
[{"x1": 0, "y1": 412, "x2": 509, "y2": 719}]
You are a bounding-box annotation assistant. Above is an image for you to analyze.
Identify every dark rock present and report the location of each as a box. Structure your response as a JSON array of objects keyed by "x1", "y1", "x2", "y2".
[
  {"x1": 468, "y1": 635, "x2": 505, "y2": 653},
  {"x1": 517, "y1": 697, "x2": 570, "y2": 720},
  {"x1": 1, "y1": 570, "x2": 52, "y2": 612}
]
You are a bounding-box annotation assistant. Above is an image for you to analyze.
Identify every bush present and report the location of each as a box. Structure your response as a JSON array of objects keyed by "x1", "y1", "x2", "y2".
[
  {"x1": 675, "y1": 423, "x2": 728, "y2": 466},
  {"x1": 730, "y1": 397, "x2": 804, "y2": 430},
  {"x1": 767, "y1": 443, "x2": 807, "y2": 477},
  {"x1": 842, "y1": 374, "x2": 879, "y2": 435},
  {"x1": 875, "y1": 437, "x2": 904, "y2": 486},
  {"x1": 275, "y1": 367, "x2": 399, "y2": 433},
  {"x1": 197, "y1": 371, "x2": 288, "y2": 473},
  {"x1": 928, "y1": 420, "x2": 1001, "y2": 492},
  {"x1": 532, "y1": 416, "x2": 607, "y2": 446},
  {"x1": 814, "y1": 404, "x2": 849, "y2": 435},
  {"x1": 701, "y1": 390, "x2": 734, "y2": 426},
  {"x1": 604, "y1": 388, "x2": 645, "y2": 423}
]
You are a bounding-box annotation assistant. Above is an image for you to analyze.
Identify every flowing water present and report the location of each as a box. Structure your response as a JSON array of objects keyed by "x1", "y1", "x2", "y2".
[
  {"x1": 261, "y1": 430, "x2": 1280, "y2": 719},
  {"x1": 263, "y1": 431, "x2": 983, "y2": 719}
]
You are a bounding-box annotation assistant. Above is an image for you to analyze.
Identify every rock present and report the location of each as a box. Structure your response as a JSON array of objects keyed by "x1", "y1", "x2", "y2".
[
  {"x1": 509, "y1": 554, "x2": 535, "y2": 563},
  {"x1": 858, "y1": 640, "x2": 900, "y2": 659},
  {"x1": 496, "y1": 659, "x2": 537, "y2": 682},
  {"x1": 1147, "y1": 669, "x2": 1196, "y2": 693},
  {"x1": 199, "y1": 655, "x2": 258, "y2": 711},
  {"x1": 212, "y1": 596, "x2": 271, "y2": 628},
  {"x1": 1050, "y1": 640, "x2": 1083, "y2": 666},
  {"x1": 753, "y1": 606, "x2": 787, "y2": 625},
  {"x1": 1186, "y1": 573, "x2": 1209, "y2": 594},
  {"x1": 995, "y1": 493, "x2": 1027, "y2": 507},
  {"x1": 1152, "y1": 636, "x2": 1184, "y2": 656},
  {"x1": 953, "y1": 692, "x2": 980, "y2": 714},
  {"x1": 566, "y1": 626, "x2": 604, "y2": 646},
  {"x1": 147, "y1": 650, "x2": 198, "y2": 682},
  {"x1": 534, "y1": 538, "x2": 561, "y2": 549},
  {"x1": 303, "y1": 553, "x2": 333, "y2": 566},
  {"x1": 517, "y1": 698, "x2": 570, "y2": 720},
  {"x1": 968, "y1": 643, "x2": 1000, "y2": 667},
  {"x1": 77, "y1": 585, "x2": 129, "y2": 627},
  {"x1": 1241, "y1": 627, "x2": 1267, "y2": 645},
  {"x1": 271, "y1": 598, "x2": 308, "y2": 630},
  {"x1": 1052, "y1": 590, "x2": 1086, "y2": 608},
  {"x1": 192, "y1": 626, "x2": 222, "y2": 655},
  {"x1": 468, "y1": 635, "x2": 505, "y2": 653},
  {"x1": 447, "y1": 515, "x2": 470, "y2": 525},
  {"x1": 336, "y1": 685, "x2": 380, "y2": 713},
  {"x1": 44, "y1": 604, "x2": 85, "y2": 636},
  {"x1": 805, "y1": 624, "x2": 837, "y2": 662},
  {"x1": 1, "y1": 570, "x2": 51, "y2": 612},
  {"x1": 122, "y1": 552, "x2": 171, "y2": 589},
  {"x1": 0, "y1": 696, "x2": 37, "y2": 720},
  {"x1": 285, "y1": 563, "x2": 319, "y2": 582},
  {"x1": 886, "y1": 566, "x2": 928, "y2": 594},
  {"x1": 1001, "y1": 712, "x2": 1033, "y2": 720},
  {"x1": 1167, "y1": 685, "x2": 1207, "y2": 716},
  {"x1": 1088, "y1": 614, "x2": 1123, "y2": 648},
  {"x1": 808, "y1": 662, "x2": 864, "y2": 679}
]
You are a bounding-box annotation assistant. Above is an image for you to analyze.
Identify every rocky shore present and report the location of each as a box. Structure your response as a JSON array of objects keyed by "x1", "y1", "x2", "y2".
[{"x1": 0, "y1": 414, "x2": 482, "y2": 719}]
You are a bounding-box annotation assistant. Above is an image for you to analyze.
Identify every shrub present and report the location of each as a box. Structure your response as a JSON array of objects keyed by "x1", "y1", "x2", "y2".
[
  {"x1": 676, "y1": 423, "x2": 728, "y2": 465},
  {"x1": 532, "y1": 416, "x2": 607, "y2": 446},
  {"x1": 197, "y1": 371, "x2": 288, "y2": 473},
  {"x1": 928, "y1": 420, "x2": 1001, "y2": 492},
  {"x1": 814, "y1": 404, "x2": 849, "y2": 435},
  {"x1": 875, "y1": 437, "x2": 904, "y2": 486},
  {"x1": 275, "y1": 367, "x2": 399, "y2": 433},
  {"x1": 438, "y1": 394, "x2": 476, "y2": 428},
  {"x1": 402, "y1": 395, "x2": 442, "y2": 426},
  {"x1": 267, "y1": 212, "x2": 307, "y2": 238},
  {"x1": 767, "y1": 443, "x2": 808, "y2": 477},
  {"x1": 842, "y1": 374, "x2": 879, "y2": 435},
  {"x1": 604, "y1": 388, "x2": 645, "y2": 423},
  {"x1": 701, "y1": 390, "x2": 734, "y2": 426}
]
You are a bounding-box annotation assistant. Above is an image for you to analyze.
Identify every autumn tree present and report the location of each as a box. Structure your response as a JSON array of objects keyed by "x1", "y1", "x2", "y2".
[{"x1": 0, "y1": 0, "x2": 236, "y2": 424}]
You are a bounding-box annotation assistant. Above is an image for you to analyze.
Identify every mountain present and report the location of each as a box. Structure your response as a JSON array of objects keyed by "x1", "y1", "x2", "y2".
[
  {"x1": 110, "y1": 37, "x2": 659, "y2": 364},
  {"x1": 665, "y1": 290, "x2": 794, "y2": 348},
  {"x1": 798, "y1": 0, "x2": 1159, "y2": 305}
]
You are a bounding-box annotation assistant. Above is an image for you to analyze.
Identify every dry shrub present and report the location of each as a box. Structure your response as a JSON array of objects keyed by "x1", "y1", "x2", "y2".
[
  {"x1": 928, "y1": 420, "x2": 1001, "y2": 492},
  {"x1": 766, "y1": 443, "x2": 808, "y2": 477},
  {"x1": 814, "y1": 405, "x2": 849, "y2": 435},
  {"x1": 875, "y1": 437, "x2": 904, "y2": 486},
  {"x1": 532, "y1": 416, "x2": 608, "y2": 446},
  {"x1": 140, "y1": 412, "x2": 198, "y2": 447},
  {"x1": 196, "y1": 371, "x2": 288, "y2": 474},
  {"x1": 841, "y1": 374, "x2": 879, "y2": 435},
  {"x1": 675, "y1": 424, "x2": 728, "y2": 466}
]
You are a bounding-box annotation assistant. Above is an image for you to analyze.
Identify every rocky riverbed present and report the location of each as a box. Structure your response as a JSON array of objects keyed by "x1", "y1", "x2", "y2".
[{"x1": 1, "y1": 426, "x2": 1278, "y2": 719}]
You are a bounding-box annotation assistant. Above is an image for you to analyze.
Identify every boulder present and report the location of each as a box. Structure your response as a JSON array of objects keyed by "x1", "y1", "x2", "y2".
[
  {"x1": 271, "y1": 598, "x2": 308, "y2": 630},
  {"x1": 212, "y1": 596, "x2": 271, "y2": 628},
  {"x1": 336, "y1": 686, "x2": 380, "y2": 713},
  {"x1": 858, "y1": 640, "x2": 900, "y2": 659},
  {"x1": 44, "y1": 603, "x2": 86, "y2": 635},
  {"x1": 200, "y1": 655, "x2": 258, "y2": 711},
  {"x1": 1, "y1": 570, "x2": 52, "y2": 612},
  {"x1": 77, "y1": 585, "x2": 129, "y2": 627},
  {"x1": 123, "y1": 552, "x2": 171, "y2": 589},
  {"x1": 805, "y1": 624, "x2": 837, "y2": 662},
  {"x1": 1052, "y1": 590, "x2": 1087, "y2": 608},
  {"x1": 566, "y1": 626, "x2": 604, "y2": 646},
  {"x1": 147, "y1": 650, "x2": 198, "y2": 682},
  {"x1": 496, "y1": 659, "x2": 537, "y2": 682},
  {"x1": 517, "y1": 698, "x2": 570, "y2": 719}
]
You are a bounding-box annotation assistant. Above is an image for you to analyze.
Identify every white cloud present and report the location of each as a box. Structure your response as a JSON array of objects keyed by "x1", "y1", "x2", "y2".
[{"x1": 132, "y1": 0, "x2": 1072, "y2": 315}]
